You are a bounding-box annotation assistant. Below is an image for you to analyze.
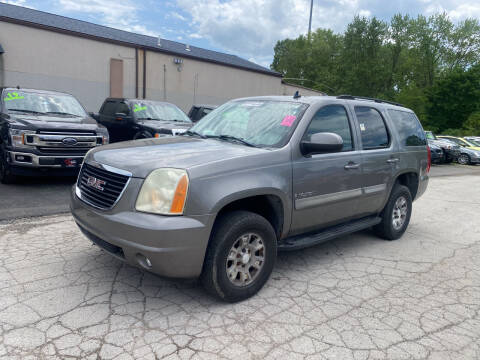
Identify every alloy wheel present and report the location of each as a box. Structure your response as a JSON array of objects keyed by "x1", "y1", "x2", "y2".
[
  {"x1": 225, "y1": 233, "x2": 265, "y2": 287},
  {"x1": 392, "y1": 196, "x2": 408, "y2": 230}
]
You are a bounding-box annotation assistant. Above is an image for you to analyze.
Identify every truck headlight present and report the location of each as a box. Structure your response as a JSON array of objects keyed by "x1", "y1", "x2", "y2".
[
  {"x1": 136, "y1": 168, "x2": 189, "y2": 215},
  {"x1": 9, "y1": 129, "x2": 35, "y2": 148}
]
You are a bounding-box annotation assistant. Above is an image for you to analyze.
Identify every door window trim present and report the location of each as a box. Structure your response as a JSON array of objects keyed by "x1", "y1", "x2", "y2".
[
  {"x1": 354, "y1": 106, "x2": 391, "y2": 150},
  {"x1": 301, "y1": 104, "x2": 356, "y2": 154}
]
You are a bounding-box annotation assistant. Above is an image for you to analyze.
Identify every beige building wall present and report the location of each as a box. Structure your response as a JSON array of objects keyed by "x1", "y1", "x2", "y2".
[
  {"x1": 0, "y1": 20, "x2": 324, "y2": 113},
  {"x1": 0, "y1": 21, "x2": 136, "y2": 111}
]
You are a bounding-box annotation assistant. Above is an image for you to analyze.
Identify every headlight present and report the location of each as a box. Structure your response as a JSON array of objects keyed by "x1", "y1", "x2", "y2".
[
  {"x1": 9, "y1": 129, "x2": 35, "y2": 148},
  {"x1": 136, "y1": 168, "x2": 189, "y2": 215}
]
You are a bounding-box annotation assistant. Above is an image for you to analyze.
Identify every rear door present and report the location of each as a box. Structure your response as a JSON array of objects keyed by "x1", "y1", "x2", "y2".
[
  {"x1": 352, "y1": 106, "x2": 396, "y2": 215},
  {"x1": 290, "y1": 104, "x2": 363, "y2": 235}
]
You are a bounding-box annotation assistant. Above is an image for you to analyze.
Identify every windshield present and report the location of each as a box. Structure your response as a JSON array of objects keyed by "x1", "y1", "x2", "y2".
[
  {"x1": 468, "y1": 139, "x2": 480, "y2": 146},
  {"x1": 187, "y1": 100, "x2": 308, "y2": 147},
  {"x1": 131, "y1": 101, "x2": 191, "y2": 123},
  {"x1": 2, "y1": 90, "x2": 86, "y2": 118},
  {"x1": 425, "y1": 131, "x2": 436, "y2": 140}
]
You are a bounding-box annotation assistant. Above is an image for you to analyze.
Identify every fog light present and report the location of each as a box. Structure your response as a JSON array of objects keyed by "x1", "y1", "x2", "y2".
[{"x1": 15, "y1": 155, "x2": 32, "y2": 163}]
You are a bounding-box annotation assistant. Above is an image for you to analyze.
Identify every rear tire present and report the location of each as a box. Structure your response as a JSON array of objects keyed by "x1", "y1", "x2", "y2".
[
  {"x1": 374, "y1": 184, "x2": 412, "y2": 241},
  {"x1": 201, "y1": 211, "x2": 277, "y2": 302}
]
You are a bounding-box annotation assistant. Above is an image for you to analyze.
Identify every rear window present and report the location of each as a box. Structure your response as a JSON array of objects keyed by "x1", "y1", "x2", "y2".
[
  {"x1": 101, "y1": 101, "x2": 117, "y2": 116},
  {"x1": 388, "y1": 110, "x2": 426, "y2": 146}
]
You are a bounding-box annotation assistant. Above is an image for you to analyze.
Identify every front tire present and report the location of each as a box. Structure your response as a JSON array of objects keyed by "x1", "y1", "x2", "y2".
[
  {"x1": 201, "y1": 211, "x2": 277, "y2": 302},
  {"x1": 457, "y1": 153, "x2": 471, "y2": 165},
  {"x1": 0, "y1": 155, "x2": 16, "y2": 184},
  {"x1": 374, "y1": 184, "x2": 412, "y2": 240}
]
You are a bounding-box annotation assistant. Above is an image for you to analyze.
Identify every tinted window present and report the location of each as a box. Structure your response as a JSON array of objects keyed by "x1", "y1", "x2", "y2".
[
  {"x1": 388, "y1": 110, "x2": 426, "y2": 146},
  {"x1": 355, "y1": 107, "x2": 389, "y2": 150},
  {"x1": 117, "y1": 102, "x2": 130, "y2": 115},
  {"x1": 101, "y1": 101, "x2": 117, "y2": 116},
  {"x1": 304, "y1": 105, "x2": 353, "y2": 151}
]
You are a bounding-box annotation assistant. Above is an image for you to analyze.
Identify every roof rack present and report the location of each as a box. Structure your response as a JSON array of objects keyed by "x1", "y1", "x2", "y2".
[{"x1": 336, "y1": 95, "x2": 403, "y2": 107}]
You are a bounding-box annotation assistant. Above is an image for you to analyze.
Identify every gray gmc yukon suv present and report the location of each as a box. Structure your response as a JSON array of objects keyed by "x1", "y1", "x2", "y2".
[{"x1": 71, "y1": 95, "x2": 430, "y2": 302}]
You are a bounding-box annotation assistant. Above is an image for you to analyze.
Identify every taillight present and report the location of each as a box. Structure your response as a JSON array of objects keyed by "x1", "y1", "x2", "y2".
[{"x1": 426, "y1": 146, "x2": 431, "y2": 173}]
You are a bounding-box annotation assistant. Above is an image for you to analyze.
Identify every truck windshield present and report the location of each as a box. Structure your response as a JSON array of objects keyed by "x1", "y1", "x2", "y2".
[
  {"x1": 132, "y1": 101, "x2": 191, "y2": 123},
  {"x1": 187, "y1": 100, "x2": 308, "y2": 148},
  {"x1": 3, "y1": 90, "x2": 87, "y2": 118}
]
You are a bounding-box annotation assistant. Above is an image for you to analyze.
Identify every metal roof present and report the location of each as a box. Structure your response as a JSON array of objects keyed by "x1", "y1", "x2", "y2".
[{"x1": 0, "y1": 3, "x2": 281, "y2": 77}]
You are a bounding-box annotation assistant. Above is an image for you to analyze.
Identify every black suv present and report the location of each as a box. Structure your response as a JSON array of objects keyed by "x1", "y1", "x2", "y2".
[
  {"x1": 0, "y1": 88, "x2": 109, "y2": 184},
  {"x1": 96, "y1": 98, "x2": 192, "y2": 142}
]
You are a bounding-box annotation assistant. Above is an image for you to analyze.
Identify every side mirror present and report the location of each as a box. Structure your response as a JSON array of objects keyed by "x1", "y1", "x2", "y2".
[
  {"x1": 301, "y1": 132, "x2": 343, "y2": 155},
  {"x1": 88, "y1": 112, "x2": 98, "y2": 120}
]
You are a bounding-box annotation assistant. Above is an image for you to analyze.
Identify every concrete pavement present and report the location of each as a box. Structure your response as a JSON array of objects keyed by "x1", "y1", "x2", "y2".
[{"x1": 0, "y1": 175, "x2": 479, "y2": 359}]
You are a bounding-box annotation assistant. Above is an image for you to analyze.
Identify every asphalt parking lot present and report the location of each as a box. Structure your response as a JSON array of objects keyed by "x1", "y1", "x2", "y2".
[
  {"x1": 1, "y1": 163, "x2": 480, "y2": 222},
  {"x1": 0, "y1": 173, "x2": 479, "y2": 359}
]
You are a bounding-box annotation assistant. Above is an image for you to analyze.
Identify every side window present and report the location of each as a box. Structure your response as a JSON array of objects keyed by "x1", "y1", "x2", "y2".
[
  {"x1": 388, "y1": 110, "x2": 426, "y2": 146},
  {"x1": 117, "y1": 102, "x2": 130, "y2": 115},
  {"x1": 304, "y1": 105, "x2": 353, "y2": 152},
  {"x1": 101, "y1": 101, "x2": 117, "y2": 116},
  {"x1": 355, "y1": 106, "x2": 390, "y2": 150}
]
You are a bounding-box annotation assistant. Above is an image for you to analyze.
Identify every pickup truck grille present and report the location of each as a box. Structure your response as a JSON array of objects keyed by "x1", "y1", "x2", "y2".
[
  {"x1": 78, "y1": 164, "x2": 130, "y2": 210},
  {"x1": 28, "y1": 131, "x2": 101, "y2": 155}
]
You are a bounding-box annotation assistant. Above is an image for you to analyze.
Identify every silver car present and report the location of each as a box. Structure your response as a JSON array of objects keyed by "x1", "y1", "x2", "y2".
[{"x1": 71, "y1": 95, "x2": 429, "y2": 302}]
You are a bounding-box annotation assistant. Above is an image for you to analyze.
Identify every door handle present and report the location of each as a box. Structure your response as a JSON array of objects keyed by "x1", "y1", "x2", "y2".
[
  {"x1": 387, "y1": 158, "x2": 400, "y2": 163},
  {"x1": 344, "y1": 162, "x2": 360, "y2": 170}
]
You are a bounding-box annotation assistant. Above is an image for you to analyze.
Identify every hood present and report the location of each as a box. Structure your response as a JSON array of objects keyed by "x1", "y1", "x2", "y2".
[
  {"x1": 87, "y1": 136, "x2": 267, "y2": 178},
  {"x1": 6, "y1": 113, "x2": 101, "y2": 132}
]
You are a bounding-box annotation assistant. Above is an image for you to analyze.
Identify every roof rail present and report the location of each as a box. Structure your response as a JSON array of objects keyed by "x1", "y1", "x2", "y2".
[{"x1": 336, "y1": 95, "x2": 403, "y2": 107}]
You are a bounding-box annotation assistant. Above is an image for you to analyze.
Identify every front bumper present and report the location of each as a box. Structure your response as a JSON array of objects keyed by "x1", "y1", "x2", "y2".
[
  {"x1": 7, "y1": 150, "x2": 84, "y2": 168},
  {"x1": 70, "y1": 186, "x2": 214, "y2": 278}
]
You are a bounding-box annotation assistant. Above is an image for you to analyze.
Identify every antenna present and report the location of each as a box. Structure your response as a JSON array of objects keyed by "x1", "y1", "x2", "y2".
[{"x1": 293, "y1": 91, "x2": 301, "y2": 99}]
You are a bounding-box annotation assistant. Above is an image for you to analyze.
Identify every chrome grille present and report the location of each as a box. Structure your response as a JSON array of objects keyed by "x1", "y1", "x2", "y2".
[
  {"x1": 27, "y1": 131, "x2": 101, "y2": 155},
  {"x1": 77, "y1": 163, "x2": 130, "y2": 210}
]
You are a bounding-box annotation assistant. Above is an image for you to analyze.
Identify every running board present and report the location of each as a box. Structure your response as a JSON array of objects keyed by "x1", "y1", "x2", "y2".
[{"x1": 278, "y1": 216, "x2": 381, "y2": 251}]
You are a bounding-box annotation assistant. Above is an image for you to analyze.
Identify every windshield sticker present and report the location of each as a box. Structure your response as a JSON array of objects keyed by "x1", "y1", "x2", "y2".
[
  {"x1": 134, "y1": 104, "x2": 147, "y2": 112},
  {"x1": 4, "y1": 92, "x2": 25, "y2": 101},
  {"x1": 281, "y1": 115, "x2": 297, "y2": 127},
  {"x1": 360, "y1": 123, "x2": 366, "y2": 131}
]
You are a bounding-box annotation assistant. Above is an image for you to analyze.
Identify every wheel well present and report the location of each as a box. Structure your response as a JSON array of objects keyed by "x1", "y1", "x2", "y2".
[
  {"x1": 396, "y1": 172, "x2": 419, "y2": 200},
  {"x1": 215, "y1": 195, "x2": 284, "y2": 240}
]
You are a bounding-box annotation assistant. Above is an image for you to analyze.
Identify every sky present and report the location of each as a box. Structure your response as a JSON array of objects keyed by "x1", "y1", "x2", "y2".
[{"x1": 2, "y1": 0, "x2": 480, "y2": 68}]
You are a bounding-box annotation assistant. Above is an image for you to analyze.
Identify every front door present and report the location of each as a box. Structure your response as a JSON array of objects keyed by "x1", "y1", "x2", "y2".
[{"x1": 290, "y1": 104, "x2": 363, "y2": 236}]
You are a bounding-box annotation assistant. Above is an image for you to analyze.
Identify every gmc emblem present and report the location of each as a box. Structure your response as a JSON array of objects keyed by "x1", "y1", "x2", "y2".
[{"x1": 86, "y1": 176, "x2": 106, "y2": 191}]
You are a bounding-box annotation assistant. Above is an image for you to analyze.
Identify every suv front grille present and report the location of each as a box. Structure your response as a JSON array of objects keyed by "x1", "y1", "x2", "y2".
[{"x1": 78, "y1": 163, "x2": 130, "y2": 210}]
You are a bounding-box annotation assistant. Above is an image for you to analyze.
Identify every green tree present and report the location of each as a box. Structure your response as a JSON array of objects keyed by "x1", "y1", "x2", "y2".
[{"x1": 425, "y1": 65, "x2": 480, "y2": 131}]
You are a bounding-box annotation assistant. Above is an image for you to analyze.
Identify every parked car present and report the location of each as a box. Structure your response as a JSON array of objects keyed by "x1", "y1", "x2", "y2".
[
  {"x1": 96, "y1": 98, "x2": 192, "y2": 142},
  {"x1": 455, "y1": 146, "x2": 480, "y2": 165},
  {"x1": 0, "y1": 87, "x2": 109, "y2": 184},
  {"x1": 465, "y1": 136, "x2": 480, "y2": 143},
  {"x1": 428, "y1": 142, "x2": 444, "y2": 163},
  {"x1": 71, "y1": 95, "x2": 429, "y2": 302},
  {"x1": 425, "y1": 131, "x2": 460, "y2": 163},
  {"x1": 438, "y1": 136, "x2": 480, "y2": 151},
  {"x1": 188, "y1": 104, "x2": 217, "y2": 122}
]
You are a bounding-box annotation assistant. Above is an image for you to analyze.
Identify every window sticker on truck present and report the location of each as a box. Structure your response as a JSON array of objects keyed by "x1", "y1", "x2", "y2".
[
  {"x1": 281, "y1": 115, "x2": 296, "y2": 127},
  {"x1": 4, "y1": 92, "x2": 25, "y2": 101},
  {"x1": 134, "y1": 104, "x2": 147, "y2": 112}
]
